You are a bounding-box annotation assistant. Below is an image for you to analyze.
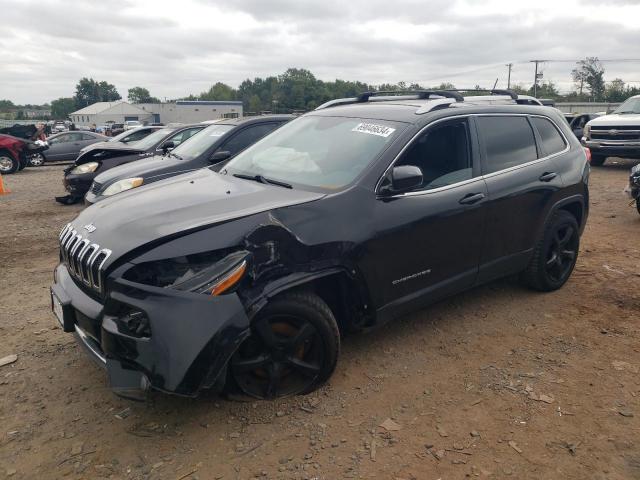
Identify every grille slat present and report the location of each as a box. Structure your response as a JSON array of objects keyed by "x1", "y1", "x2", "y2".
[
  {"x1": 58, "y1": 223, "x2": 111, "y2": 293},
  {"x1": 90, "y1": 182, "x2": 102, "y2": 195}
]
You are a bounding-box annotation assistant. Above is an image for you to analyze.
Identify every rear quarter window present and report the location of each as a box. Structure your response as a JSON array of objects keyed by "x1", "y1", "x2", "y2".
[
  {"x1": 476, "y1": 116, "x2": 538, "y2": 174},
  {"x1": 531, "y1": 117, "x2": 567, "y2": 156}
]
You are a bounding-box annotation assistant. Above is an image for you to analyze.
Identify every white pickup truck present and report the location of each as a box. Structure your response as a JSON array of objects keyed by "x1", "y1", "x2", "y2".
[{"x1": 582, "y1": 95, "x2": 640, "y2": 166}]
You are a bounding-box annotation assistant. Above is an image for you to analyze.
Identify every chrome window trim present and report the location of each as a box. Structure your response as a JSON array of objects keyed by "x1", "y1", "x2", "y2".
[{"x1": 376, "y1": 113, "x2": 571, "y2": 199}]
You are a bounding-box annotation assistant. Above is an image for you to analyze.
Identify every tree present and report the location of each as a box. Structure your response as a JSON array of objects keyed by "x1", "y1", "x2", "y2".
[
  {"x1": 74, "y1": 77, "x2": 121, "y2": 108},
  {"x1": 0, "y1": 99, "x2": 15, "y2": 111},
  {"x1": 127, "y1": 86, "x2": 160, "y2": 103},
  {"x1": 605, "y1": 78, "x2": 627, "y2": 102},
  {"x1": 200, "y1": 82, "x2": 236, "y2": 101},
  {"x1": 528, "y1": 81, "x2": 560, "y2": 99},
  {"x1": 571, "y1": 57, "x2": 605, "y2": 101},
  {"x1": 15, "y1": 110, "x2": 25, "y2": 120},
  {"x1": 51, "y1": 97, "x2": 76, "y2": 119}
]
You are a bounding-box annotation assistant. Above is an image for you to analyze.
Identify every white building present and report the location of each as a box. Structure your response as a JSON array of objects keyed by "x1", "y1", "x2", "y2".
[
  {"x1": 70, "y1": 101, "x2": 153, "y2": 127},
  {"x1": 137, "y1": 100, "x2": 243, "y2": 124}
]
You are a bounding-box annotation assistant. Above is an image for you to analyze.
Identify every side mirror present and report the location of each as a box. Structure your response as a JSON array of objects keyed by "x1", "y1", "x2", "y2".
[
  {"x1": 160, "y1": 140, "x2": 175, "y2": 153},
  {"x1": 209, "y1": 150, "x2": 231, "y2": 164},
  {"x1": 379, "y1": 165, "x2": 423, "y2": 195}
]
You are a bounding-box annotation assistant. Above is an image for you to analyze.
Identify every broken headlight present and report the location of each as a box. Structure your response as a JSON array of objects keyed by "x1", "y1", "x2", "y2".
[{"x1": 124, "y1": 250, "x2": 249, "y2": 296}]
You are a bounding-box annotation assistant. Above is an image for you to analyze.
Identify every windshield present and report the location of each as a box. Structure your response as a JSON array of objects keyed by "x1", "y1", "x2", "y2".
[
  {"x1": 170, "y1": 124, "x2": 234, "y2": 159},
  {"x1": 223, "y1": 115, "x2": 404, "y2": 190},
  {"x1": 614, "y1": 97, "x2": 640, "y2": 114},
  {"x1": 128, "y1": 128, "x2": 173, "y2": 150},
  {"x1": 109, "y1": 128, "x2": 142, "y2": 142}
]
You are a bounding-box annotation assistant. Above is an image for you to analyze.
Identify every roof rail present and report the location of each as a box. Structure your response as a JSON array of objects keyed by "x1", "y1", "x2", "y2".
[
  {"x1": 315, "y1": 90, "x2": 464, "y2": 110},
  {"x1": 444, "y1": 88, "x2": 519, "y2": 100}
]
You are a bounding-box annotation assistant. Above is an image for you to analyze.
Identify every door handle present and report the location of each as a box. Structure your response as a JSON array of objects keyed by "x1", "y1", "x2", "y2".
[
  {"x1": 539, "y1": 172, "x2": 557, "y2": 182},
  {"x1": 459, "y1": 192, "x2": 485, "y2": 205}
]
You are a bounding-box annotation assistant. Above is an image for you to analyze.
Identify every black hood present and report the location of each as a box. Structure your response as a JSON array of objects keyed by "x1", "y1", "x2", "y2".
[
  {"x1": 69, "y1": 168, "x2": 324, "y2": 268},
  {"x1": 93, "y1": 154, "x2": 189, "y2": 186},
  {"x1": 76, "y1": 143, "x2": 147, "y2": 165}
]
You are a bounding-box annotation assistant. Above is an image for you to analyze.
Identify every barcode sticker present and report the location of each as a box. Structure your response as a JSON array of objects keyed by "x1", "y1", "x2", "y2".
[{"x1": 352, "y1": 123, "x2": 396, "y2": 138}]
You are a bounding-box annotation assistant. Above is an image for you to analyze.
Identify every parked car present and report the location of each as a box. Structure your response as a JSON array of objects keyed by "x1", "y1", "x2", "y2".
[
  {"x1": 53, "y1": 122, "x2": 67, "y2": 133},
  {"x1": 51, "y1": 90, "x2": 589, "y2": 400},
  {"x1": 28, "y1": 131, "x2": 107, "y2": 166},
  {"x1": 86, "y1": 116, "x2": 292, "y2": 204},
  {"x1": 78, "y1": 126, "x2": 164, "y2": 156},
  {"x1": 582, "y1": 95, "x2": 640, "y2": 166},
  {"x1": 124, "y1": 120, "x2": 143, "y2": 130},
  {"x1": 0, "y1": 134, "x2": 48, "y2": 174},
  {"x1": 626, "y1": 163, "x2": 640, "y2": 214},
  {"x1": 57, "y1": 124, "x2": 205, "y2": 203}
]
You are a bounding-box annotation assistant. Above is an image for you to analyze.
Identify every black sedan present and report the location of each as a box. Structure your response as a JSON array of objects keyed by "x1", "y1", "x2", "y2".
[
  {"x1": 30, "y1": 131, "x2": 107, "y2": 166},
  {"x1": 57, "y1": 124, "x2": 205, "y2": 204},
  {"x1": 85, "y1": 116, "x2": 292, "y2": 204}
]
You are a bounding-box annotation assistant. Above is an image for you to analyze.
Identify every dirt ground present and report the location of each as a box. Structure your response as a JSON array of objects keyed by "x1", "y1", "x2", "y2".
[{"x1": 0, "y1": 161, "x2": 639, "y2": 480}]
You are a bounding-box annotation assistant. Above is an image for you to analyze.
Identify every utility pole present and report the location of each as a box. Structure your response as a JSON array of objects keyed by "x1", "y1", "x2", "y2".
[
  {"x1": 529, "y1": 60, "x2": 547, "y2": 98},
  {"x1": 506, "y1": 63, "x2": 513, "y2": 89}
]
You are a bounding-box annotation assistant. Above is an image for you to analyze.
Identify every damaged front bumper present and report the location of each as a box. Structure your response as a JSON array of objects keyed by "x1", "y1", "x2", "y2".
[
  {"x1": 63, "y1": 170, "x2": 96, "y2": 199},
  {"x1": 50, "y1": 263, "x2": 250, "y2": 400}
]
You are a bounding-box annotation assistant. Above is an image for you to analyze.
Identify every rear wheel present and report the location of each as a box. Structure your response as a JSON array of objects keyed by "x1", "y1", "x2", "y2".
[
  {"x1": 590, "y1": 155, "x2": 606, "y2": 166},
  {"x1": 522, "y1": 210, "x2": 580, "y2": 291},
  {"x1": 636, "y1": 198, "x2": 640, "y2": 215},
  {"x1": 228, "y1": 292, "x2": 340, "y2": 399},
  {"x1": 0, "y1": 152, "x2": 19, "y2": 174}
]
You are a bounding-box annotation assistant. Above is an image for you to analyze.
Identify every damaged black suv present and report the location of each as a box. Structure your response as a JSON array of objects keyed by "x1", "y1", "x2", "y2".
[{"x1": 51, "y1": 90, "x2": 589, "y2": 400}]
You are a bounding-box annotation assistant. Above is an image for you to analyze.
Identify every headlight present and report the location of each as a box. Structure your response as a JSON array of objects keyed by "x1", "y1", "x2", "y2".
[
  {"x1": 101, "y1": 177, "x2": 144, "y2": 197},
  {"x1": 70, "y1": 162, "x2": 99, "y2": 174},
  {"x1": 583, "y1": 124, "x2": 591, "y2": 139},
  {"x1": 123, "y1": 250, "x2": 249, "y2": 295}
]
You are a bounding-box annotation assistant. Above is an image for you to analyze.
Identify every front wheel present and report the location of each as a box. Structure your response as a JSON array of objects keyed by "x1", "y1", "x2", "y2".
[
  {"x1": 590, "y1": 155, "x2": 606, "y2": 166},
  {"x1": 228, "y1": 292, "x2": 340, "y2": 399},
  {"x1": 522, "y1": 210, "x2": 580, "y2": 292},
  {"x1": 636, "y1": 198, "x2": 640, "y2": 215},
  {"x1": 29, "y1": 153, "x2": 45, "y2": 167}
]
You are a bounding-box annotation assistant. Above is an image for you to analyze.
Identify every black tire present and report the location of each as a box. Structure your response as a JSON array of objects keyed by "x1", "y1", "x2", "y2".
[
  {"x1": 636, "y1": 198, "x2": 640, "y2": 216},
  {"x1": 0, "y1": 151, "x2": 19, "y2": 174},
  {"x1": 590, "y1": 155, "x2": 606, "y2": 166},
  {"x1": 227, "y1": 291, "x2": 340, "y2": 399},
  {"x1": 29, "y1": 153, "x2": 45, "y2": 167},
  {"x1": 522, "y1": 210, "x2": 580, "y2": 292}
]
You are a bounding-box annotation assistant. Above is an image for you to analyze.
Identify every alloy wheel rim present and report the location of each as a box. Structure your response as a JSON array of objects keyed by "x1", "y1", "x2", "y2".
[
  {"x1": 0, "y1": 156, "x2": 13, "y2": 172},
  {"x1": 231, "y1": 315, "x2": 324, "y2": 399},
  {"x1": 545, "y1": 224, "x2": 578, "y2": 282},
  {"x1": 30, "y1": 154, "x2": 44, "y2": 166}
]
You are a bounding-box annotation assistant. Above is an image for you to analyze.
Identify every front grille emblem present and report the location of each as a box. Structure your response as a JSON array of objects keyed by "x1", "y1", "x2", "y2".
[{"x1": 84, "y1": 223, "x2": 97, "y2": 233}]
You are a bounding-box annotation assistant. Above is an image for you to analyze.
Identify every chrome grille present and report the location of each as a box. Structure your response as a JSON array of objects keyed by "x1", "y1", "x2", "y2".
[
  {"x1": 591, "y1": 126, "x2": 640, "y2": 142},
  {"x1": 58, "y1": 223, "x2": 111, "y2": 293},
  {"x1": 90, "y1": 181, "x2": 102, "y2": 195}
]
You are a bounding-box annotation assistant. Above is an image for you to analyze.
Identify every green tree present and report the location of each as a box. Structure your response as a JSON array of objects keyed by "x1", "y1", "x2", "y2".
[
  {"x1": 0, "y1": 99, "x2": 15, "y2": 111},
  {"x1": 51, "y1": 97, "x2": 76, "y2": 119},
  {"x1": 200, "y1": 82, "x2": 236, "y2": 101},
  {"x1": 528, "y1": 81, "x2": 560, "y2": 99},
  {"x1": 605, "y1": 78, "x2": 627, "y2": 102},
  {"x1": 15, "y1": 110, "x2": 25, "y2": 120},
  {"x1": 571, "y1": 57, "x2": 605, "y2": 101},
  {"x1": 74, "y1": 77, "x2": 121, "y2": 108},
  {"x1": 127, "y1": 86, "x2": 160, "y2": 104}
]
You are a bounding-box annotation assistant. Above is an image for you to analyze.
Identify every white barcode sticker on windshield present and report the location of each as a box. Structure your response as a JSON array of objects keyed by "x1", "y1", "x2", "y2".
[{"x1": 352, "y1": 123, "x2": 395, "y2": 137}]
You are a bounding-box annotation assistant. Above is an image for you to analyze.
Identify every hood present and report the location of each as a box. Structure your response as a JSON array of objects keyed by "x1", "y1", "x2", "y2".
[
  {"x1": 93, "y1": 154, "x2": 186, "y2": 186},
  {"x1": 69, "y1": 168, "x2": 325, "y2": 268},
  {"x1": 587, "y1": 113, "x2": 640, "y2": 126},
  {"x1": 76, "y1": 144, "x2": 149, "y2": 165}
]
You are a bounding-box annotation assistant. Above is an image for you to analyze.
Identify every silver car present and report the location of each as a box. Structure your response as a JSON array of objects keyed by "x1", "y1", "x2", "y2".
[{"x1": 29, "y1": 131, "x2": 107, "y2": 166}]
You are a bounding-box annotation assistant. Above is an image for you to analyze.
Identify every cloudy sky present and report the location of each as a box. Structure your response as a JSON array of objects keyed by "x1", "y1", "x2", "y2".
[{"x1": 3, "y1": 0, "x2": 640, "y2": 104}]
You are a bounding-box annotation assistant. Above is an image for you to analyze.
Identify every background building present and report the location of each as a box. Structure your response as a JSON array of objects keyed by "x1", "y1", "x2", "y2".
[
  {"x1": 70, "y1": 101, "x2": 153, "y2": 127},
  {"x1": 137, "y1": 100, "x2": 242, "y2": 124}
]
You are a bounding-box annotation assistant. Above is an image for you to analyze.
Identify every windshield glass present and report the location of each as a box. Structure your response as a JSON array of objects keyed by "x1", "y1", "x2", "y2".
[
  {"x1": 223, "y1": 116, "x2": 404, "y2": 190},
  {"x1": 614, "y1": 97, "x2": 640, "y2": 114},
  {"x1": 170, "y1": 124, "x2": 234, "y2": 159},
  {"x1": 128, "y1": 128, "x2": 173, "y2": 150}
]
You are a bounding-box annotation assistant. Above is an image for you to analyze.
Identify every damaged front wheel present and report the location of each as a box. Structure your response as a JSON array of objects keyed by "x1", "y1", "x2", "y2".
[{"x1": 228, "y1": 292, "x2": 340, "y2": 399}]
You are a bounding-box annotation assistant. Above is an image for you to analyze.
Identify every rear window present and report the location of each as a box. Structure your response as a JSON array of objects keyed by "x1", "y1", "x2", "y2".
[
  {"x1": 531, "y1": 117, "x2": 566, "y2": 156},
  {"x1": 477, "y1": 116, "x2": 538, "y2": 174}
]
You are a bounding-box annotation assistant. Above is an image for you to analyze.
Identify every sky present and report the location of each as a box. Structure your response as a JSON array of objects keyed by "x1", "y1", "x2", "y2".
[{"x1": 2, "y1": 0, "x2": 640, "y2": 105}]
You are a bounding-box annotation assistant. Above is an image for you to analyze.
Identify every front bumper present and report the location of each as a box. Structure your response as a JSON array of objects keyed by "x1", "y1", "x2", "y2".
[
  {"x1": 51, "y1": 263, "x2": 250, "y2": 399},
  {"x1": 582, "y1": 140, "x2": 640, "y2": 159},
  {"x1": 63, "y1": 171, "x2": 96, "y2": 198}
]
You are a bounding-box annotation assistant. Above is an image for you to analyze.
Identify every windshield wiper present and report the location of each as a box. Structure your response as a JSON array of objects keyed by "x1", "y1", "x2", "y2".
[
  {"x1": 168, "y1": 151, "x2": 183, "y2": 160},
  {"x1": 233, "y1": 173, "x2": 292, "y2": 189}
]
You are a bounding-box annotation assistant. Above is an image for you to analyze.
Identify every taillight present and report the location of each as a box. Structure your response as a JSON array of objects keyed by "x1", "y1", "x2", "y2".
[{"x1": 583, "y1": 147, "x2": 591, "y2": 163}]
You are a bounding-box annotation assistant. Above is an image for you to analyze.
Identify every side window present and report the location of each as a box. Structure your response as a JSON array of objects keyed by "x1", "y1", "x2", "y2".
[
  {"x1": 531, "y1": 117, "x2": 566, "y2": 156},
  {"x1": 52, "y1": 134, "x2": 71, "y2": 144},
  {"x1": 221, "y1": 124, "x2": 277, "y2": 155},
  {"x1": 168, "y1": 128, "x2": 202, "y2": 147},
  {"x1": 396, "y1": 120, "x2": 473, "y2": 190},
  {"x1": 67, "y1": 133, "x2": 84, "y2": 142},
  {"x1": 80, "y1": 134, "x2": 95, "y2": 141},
  {"x1": 476, "y1": 116, "x2": 538, "y2": 174}
]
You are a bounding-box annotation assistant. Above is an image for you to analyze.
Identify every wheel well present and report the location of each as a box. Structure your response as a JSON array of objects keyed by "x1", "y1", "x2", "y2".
[
  {"x1": 558, "y1": 201, "x2": 583, "y2": 227},
  {"x1": 280, "y1": 272, "x2": 371, "y2": 333},
  {"x1": 0, "y1": 148, "x2": 15, "y2": 159}
]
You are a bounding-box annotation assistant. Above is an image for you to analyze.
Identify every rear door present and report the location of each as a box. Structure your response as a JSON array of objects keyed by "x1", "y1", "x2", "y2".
[
  {"x1": 46, "y1": 133, "x2": 73, "y2": 160},
  {"x1": 476, "y1": 114, "x2": 565, "y2": 282}
]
